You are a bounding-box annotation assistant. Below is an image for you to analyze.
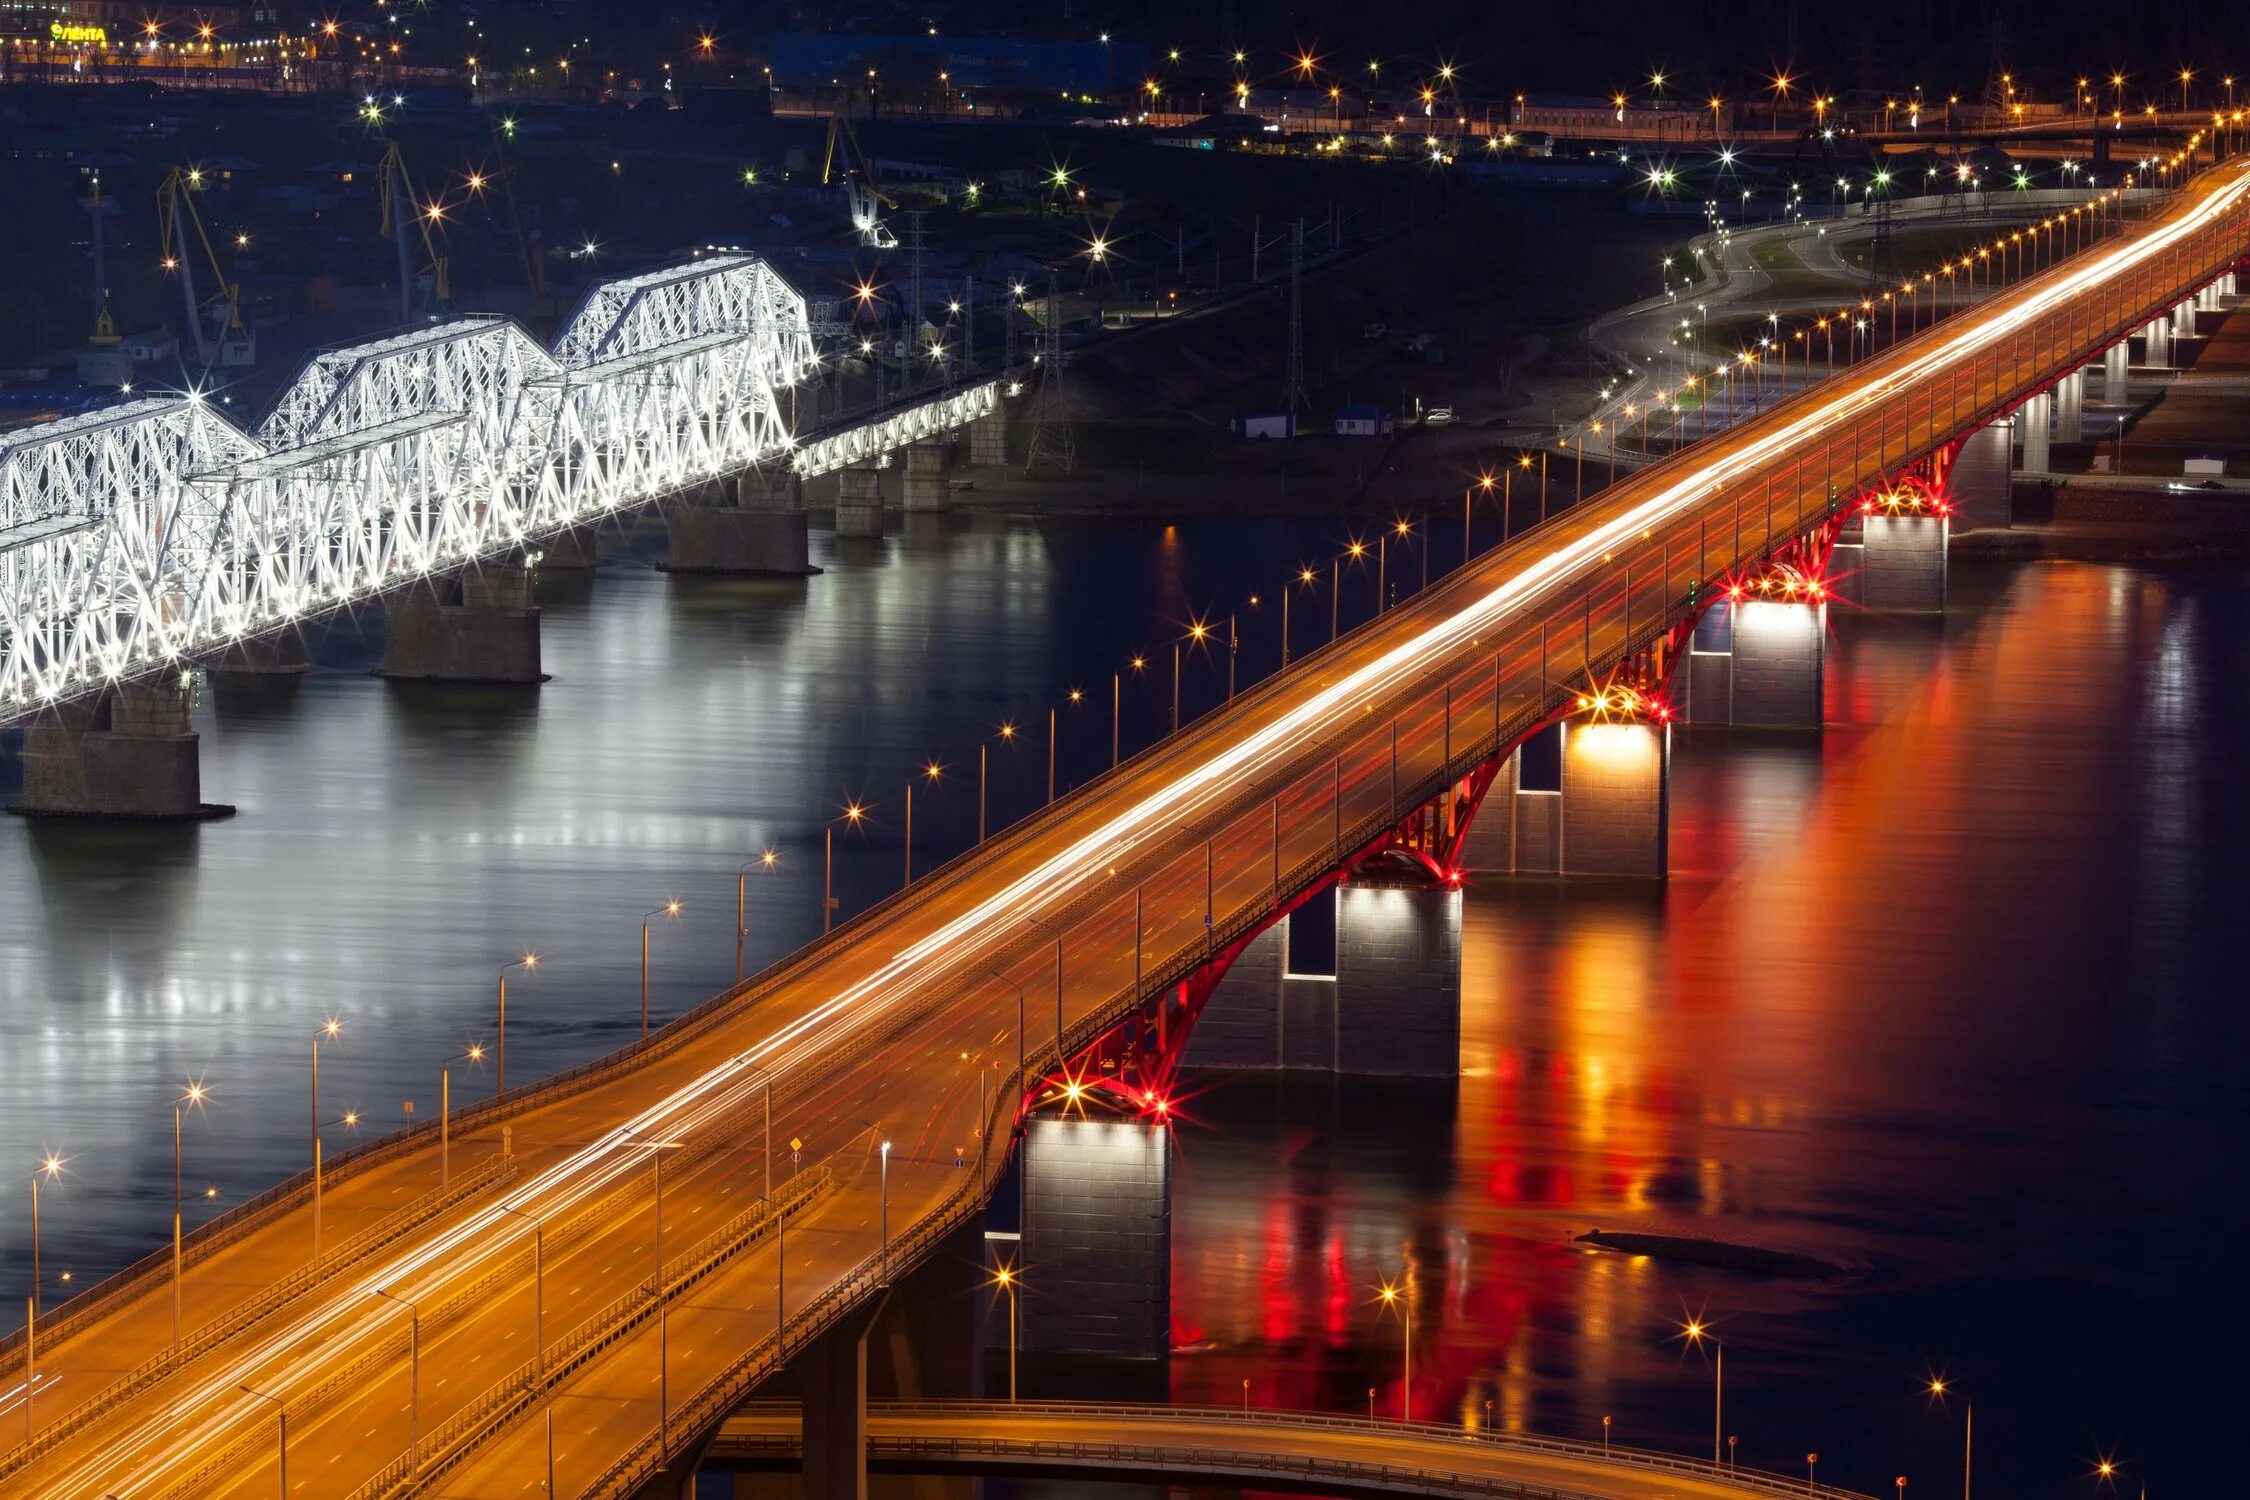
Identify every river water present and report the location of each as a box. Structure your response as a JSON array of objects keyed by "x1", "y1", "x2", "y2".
[{"x1": 2, "y1": 514, "x2": 2242, "y2": 1498}]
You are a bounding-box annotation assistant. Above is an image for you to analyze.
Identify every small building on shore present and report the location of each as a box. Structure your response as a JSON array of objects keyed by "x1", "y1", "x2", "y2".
[
  {"x1": 1332, "y1": 404, "x2": 1391, "y2": 437},
  {"x1": 1232, "y1": 411, "x2": 1296, "y2": 440}
]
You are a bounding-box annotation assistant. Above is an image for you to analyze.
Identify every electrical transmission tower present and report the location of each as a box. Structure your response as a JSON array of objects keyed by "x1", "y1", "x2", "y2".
[
  {"x1": 1279, "y1": 219, "x2": 1310, "y2": 416},
  {"x1": 905, "y1": 210, "x2": 928, "y2": 387},
  {"x1": 1024, "y1": 280, "x2": 1075, "y2": 476},
  {"x1": 1979, "y1": 19, "x2": 2011, "y2": 128}
]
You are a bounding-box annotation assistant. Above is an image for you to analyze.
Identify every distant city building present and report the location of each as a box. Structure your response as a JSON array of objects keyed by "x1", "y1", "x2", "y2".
[
  {"x1": 1510, "y1": 95, "x2": 1725, "y2": 142},
  {"x1": 1, "y1": 0, "x2": 247, "y2": 38},
  {"x1": 762, "y1": 32, "x2": 1142, "y2": 96}
]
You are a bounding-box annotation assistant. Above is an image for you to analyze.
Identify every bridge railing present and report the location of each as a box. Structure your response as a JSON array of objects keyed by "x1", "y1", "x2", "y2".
[{"x1": 716, "y1": 1400, "x2": 1877, "y2": 1500}]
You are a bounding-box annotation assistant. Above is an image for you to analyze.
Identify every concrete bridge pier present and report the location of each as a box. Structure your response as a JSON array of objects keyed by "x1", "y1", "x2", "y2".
[
  {"x1": 2054, "y1": 369, "x2": 2086, "y2": 444},
  {"x1": 205, "y1": 632, "x2": 313, "y2": 678},
  {"x1": 1019, "y1": 1116, "x2": 1170, "y2": 1359},
  {"x1": 531, "y1": 524, "x2": 601, "y2": 571},
  {"x1": 376, "y1": 564, "x2": 544, "y2": 683},
  {"x1": 9, "y1": 677, "x2": 226, "y2": 820},
  {"x1": 1185, "y1": 882, "x2": 1462, "y2": 1075},
  {"x1": 1683, "y1": 598, "x2": 1825, "y2": 727},
  {"x1": 756, "y1": 1220, "x2": 985, "y2": 1500},
  {"x1": 1459, "y1": 718, "x2": 1669, "y2": 879},
  {"x1": 835, "y1": 464, "x2": 887, "y2": 540},
  {"x1": 967, "y1": 408, "x2": 1011, "y2": 467},
  {"x1": 2015, "y1": 389, "x2": 2053, "y2": 474},
  {"x1": 1945, "y1": 419, "x2": 2014, "y2": 532},
  {"x1": 1858, "y1": 513, "x2": 1949, "y2": 611},
  {"x1": 2103, "y1": 340, "x2": 2131, "y2": 397},
  {"x1": 663, "y1": 473, "x2": 820, "y2": 576},
  {"x1": 902, "y1": 440, "x2": 954, "y2": 514},
  {"x1": 2144, "y1": 314, "x2": 2172, "y2": 367}
]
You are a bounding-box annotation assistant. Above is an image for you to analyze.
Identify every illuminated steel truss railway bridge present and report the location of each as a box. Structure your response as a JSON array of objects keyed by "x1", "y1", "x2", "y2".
[
  {"x1": 0, "y1": 254, "x2": 995, "y2": 722},
  {"x1": 4, "y1": 163, "x2": 2249, "y2": 1500}
]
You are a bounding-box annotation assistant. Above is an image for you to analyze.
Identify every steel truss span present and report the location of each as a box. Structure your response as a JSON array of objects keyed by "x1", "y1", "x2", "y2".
[
  {"x1": 789, "y1": 381, "x2": 1001, "y2": 478},
  {"x1": 0, "y1": 255, "x2": 816, "y2": 719},
  {"x1": 7, "y1": 166, "x2": 2250, "y2": 1500}
]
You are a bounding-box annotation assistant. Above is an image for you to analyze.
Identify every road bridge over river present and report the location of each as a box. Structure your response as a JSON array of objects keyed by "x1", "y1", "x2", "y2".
[{"x1": 4, "y1": 158, "x2": 2248, "y2": 1500}]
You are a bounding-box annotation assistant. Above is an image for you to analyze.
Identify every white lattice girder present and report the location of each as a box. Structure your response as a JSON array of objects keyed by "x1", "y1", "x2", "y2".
[
  {"x1": 790, "y1": 381, "x2": 1002, "y2": 478},
  {"x1": 0, "y1": 248, "x2": 839, "y2": 722},
  {"x1": 258, "y1": 318, "x2": 559, "y2": 454},
  {"x1": 552, "y1": 255, "x2": 816, "y2": 384}
]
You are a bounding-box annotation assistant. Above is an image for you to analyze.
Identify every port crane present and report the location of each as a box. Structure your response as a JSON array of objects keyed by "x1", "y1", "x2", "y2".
[
  {"x1": 156, "y1": 165, "x2": 255, "y2": 369},
  {"x1": 822, "y1": 108, "x2": 898, "y2": 249}
]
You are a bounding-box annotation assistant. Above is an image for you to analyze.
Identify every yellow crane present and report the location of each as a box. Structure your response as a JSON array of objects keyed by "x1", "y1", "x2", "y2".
[
  {"x1": 156, "y1": 165, "x2": 253, "y2": 369},
  {"x1": 378, "y1": 140, "x2": 452, "y2": 325}
]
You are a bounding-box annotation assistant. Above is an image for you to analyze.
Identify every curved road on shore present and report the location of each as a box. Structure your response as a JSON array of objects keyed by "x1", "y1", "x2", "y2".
[{"x1": 714, "y1": 1401, "x2": 1876, "y2": 1500}]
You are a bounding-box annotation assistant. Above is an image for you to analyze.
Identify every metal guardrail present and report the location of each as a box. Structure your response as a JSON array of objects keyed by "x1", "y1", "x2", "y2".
[
  {"x1": 722, "y1": 1402, "x2": 1878, "y2": 1500},
  {"x1": 343, "y1": 1166, "x2": 833, "y2": 1500},
  {"x1": 0, "y1": 1149, "x2": 515, "y2": 1484}
]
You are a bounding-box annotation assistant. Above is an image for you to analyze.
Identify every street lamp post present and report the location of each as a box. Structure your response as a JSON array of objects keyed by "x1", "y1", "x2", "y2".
[
  {"x1": 993, "y1": 1262, "x2": 1019, "y2": 1401},
  {"x1": 1927, "y1": 1379, "x2": 1972, "y2": 1500},
  {"x1": 311, "y1": 1018, "x2": 341, "y2": 1258},
  {"x1": 639, "y1": 903, "x2": 681, "y2": 1038},
  {"x1": 738, "y1": 850, "x2": 777, "y2": 983},
  {"x1": 239, "y1": 1383, "x2": 287, "y2": 1498},
  {"x1": 372, "y1": 1287, "x2": 421, "y2": 1473},
  {"x1": 1376, "y1": 1279, "x2": 1412, "y2": 1421},
  {"x1": 25, "y1": 1153, "x2": 63, "y2": 1442},
  {"x1": 624, "y1": 1133, "x2": 683, "y2": 1454},
  {"x1": 879, "y1": 1138, "x2": 893, "y2": 1282},
  {"x1": 173, "y1": 1081, "x2": 208, "y2": 1350},
  {"x1": 1683, "y1": 1321, "x2": 1722, "y2": 1464},
  {"x1": 498, "y1": 952, "x2": 537, "y2": 1101}
]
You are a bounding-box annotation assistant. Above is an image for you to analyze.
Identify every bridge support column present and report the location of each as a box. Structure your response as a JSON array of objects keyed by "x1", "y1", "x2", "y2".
[
  {"x1": 2054, "y1": 370, "x2": 2085, "y2": 444},
  {"x1": 9, "y1": 678, "x2": 225, "y2": 820},
  {"x1": 2103, "y1": 341, "x2": 2130, "y2": 397},
  {"x1": 835, "y1": 464, "x2": 887, "y2": 539},
  {"x1": 1019, "y1": 1117, "x2": 1169, "y2": 1359},
  {"x1": 1186, "y1": 882, "x2": 1462, "y2": 1074},
  {"x1": 1683, "y1": 599, "x2": 1824, "y2": 728},
  {"x1": 967, "y1": 408, "x2": 1011, "y2": 466},
  {"x1": 1945, "y1": 418, "x2": 2014, "y2": 532},
  {"x1": 205, "y1": 633, "x2": 312, "y2": 677},
  {"x1": 531, "y1": 524, "x2": 600, "y2": 571},
  {"x1": 1460, "y1": 719, "x2": 1668, "y2": 879},
  {"x1": 1859, "y1": 514, "x2": 1948, "y2": 612},
  {"x1": 902, "y1": 440, "x2": 954, "y2": 514},
  {"x1": 2173, "y1": 299, "x2": 2197, "y2": 341},
  {"x1": 2144, "y1": 315, "x2": 2171, "y2": 367},
  {"x1": 2222, "y1": 271, "x2": 2238, "y2": 297},
  {"x1": 377, "y1": 565, "x2": 544, "y2": 683},
  {"x1": 2198, "y1": 283, "x2": 2223, "y2": 313},
  {"x1": 2016, "y1": 390, "x2": 2052, "y2": 475},
  {"x1": 790, "y1": 1295, "x2": 887, "y2": 1500},
  {"x1": 662, "y1": 474, "x2": 820, "y2": 576}
]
